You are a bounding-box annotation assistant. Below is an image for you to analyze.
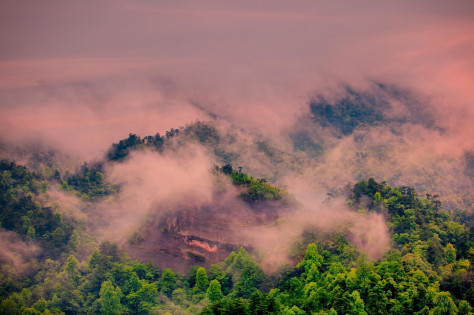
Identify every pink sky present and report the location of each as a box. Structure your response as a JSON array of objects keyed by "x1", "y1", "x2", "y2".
[{"x1": 1, "y1": 0, "x2": 473, "y2": 158}]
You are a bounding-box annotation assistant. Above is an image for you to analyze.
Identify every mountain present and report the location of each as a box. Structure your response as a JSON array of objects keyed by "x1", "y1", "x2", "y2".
[{"x1": 0, "y1": 85, "x2": 473, "y2": 314}]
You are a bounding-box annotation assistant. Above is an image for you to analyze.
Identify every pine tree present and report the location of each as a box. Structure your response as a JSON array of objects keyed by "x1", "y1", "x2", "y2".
[
  {"x1": 207, "y1": 280, "x2": 224, "y2": 302},
  {"x1": 194, "y1": 267, "x2": 209, "y2": 293},
  {"x1": 99, "y1": 280, "x2": 123, "y2": 315}
]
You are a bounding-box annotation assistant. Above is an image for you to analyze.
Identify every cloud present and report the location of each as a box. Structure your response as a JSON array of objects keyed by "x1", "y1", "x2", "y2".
[
  {"x1": 88, "y1": 145, "x2": 216, "y2": 241},
  {"x1": 0, "y1": 229, "x2": 40, "y2": 274},
  {"x1": 1, "y1": 1, "x2": 473, "y2": 155},
  {"x1": 0, "y1": 1, "x2": 472, "y2": 164},
  {"x1": 240, "y1": 196, "x2": 390, "y2": 272},
  {"x1": 45, "y1": 186, "x2": 88, "y2": 221},
  {"x1": 0, "y1": 76, "x2": 210, "y2": 160}
]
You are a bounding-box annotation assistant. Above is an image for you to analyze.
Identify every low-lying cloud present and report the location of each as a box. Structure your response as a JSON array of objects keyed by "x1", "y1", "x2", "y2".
[
  {"x1": 242, "y1": 199, "x2": 390, "y2": 272},
  {"x1": 0, "y1": 229, "x2": 40, "y2": 274},
  {"x1": 89, "y1": 145, "x2": 216, "y2": 241}
]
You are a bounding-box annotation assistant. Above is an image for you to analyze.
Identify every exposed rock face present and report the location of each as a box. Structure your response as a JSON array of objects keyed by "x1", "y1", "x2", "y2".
[{"x1": 125, "y1": 195, "x2": 282, "y2": 273}]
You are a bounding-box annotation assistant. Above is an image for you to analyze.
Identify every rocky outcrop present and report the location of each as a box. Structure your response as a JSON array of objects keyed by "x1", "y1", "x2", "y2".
[{"x1": 125, "y1": 195, "x2": 283, "y2": 272}]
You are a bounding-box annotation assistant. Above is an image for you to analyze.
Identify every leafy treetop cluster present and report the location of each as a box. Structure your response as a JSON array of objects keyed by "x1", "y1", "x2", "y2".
[
  {"x1": 106, "y1": 121, "x2": 220, "y2": 162},
  {"x1": 219, "y1": 164, "x2": 291, "y2": 204},
  {"x1": 349, "y1": 178, "x2": 473, "y2": 302},
  {"x1": 310, "y1": 85, "x2": 435, "y2": 136},
  {"x1": 0, "y1": 160, "x2": 74, "y2": 260},
  {"x1": 106, "y1": 133, "x2": 162, "y2": 161},
  {"x1": 62, "y1": 163, "x2": 117, "y2": 201},
  {"x1": 310, "y1": 89, "x2": 387, "y2": 136}
]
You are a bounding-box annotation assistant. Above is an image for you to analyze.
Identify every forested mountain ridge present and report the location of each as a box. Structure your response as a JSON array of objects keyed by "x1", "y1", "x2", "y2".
[
  {"x1": 0, "y1": 87, "x2": 473, "y2": 314},
  {"x1": 0, "y1": 151, "x2": 472, "y2": 314}
]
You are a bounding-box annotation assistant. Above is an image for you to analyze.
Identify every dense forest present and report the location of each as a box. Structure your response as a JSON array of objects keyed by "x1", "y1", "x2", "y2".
[
  {"x1": 309, "y1": 85, "x2": 435, "y2": 136},
  {"x1": 0, "y1": 127, "x2": 473, "y2": 314}
]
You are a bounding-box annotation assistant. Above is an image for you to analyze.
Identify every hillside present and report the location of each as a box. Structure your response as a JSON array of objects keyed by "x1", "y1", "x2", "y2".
[
  {"x1": 0, "y1": 156, "x2": 472, "y2": 313},
  {"x1": 0, "y1": 113, "x2": 473, "y2": 313}
]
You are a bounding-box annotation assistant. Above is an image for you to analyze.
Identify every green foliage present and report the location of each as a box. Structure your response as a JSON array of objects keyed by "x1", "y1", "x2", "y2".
[
  {"x1": 0, "y1": 160, "x2": 73, "y2": 256},
  {"x1": 126, "y1": 281, "x2": 157, "y2": 313},
  {"x1": 348, "y1": 178, "x2": 474, "y2": 305},
  {"x1": 219, "y1": 164, "x2": 291, "y2": 203},
  {"x1": 310, "y1": 85, "x2": 434, "y2": 136},
  {"x1": 444, "y1": 243, "x2": 456, "y2": 264},
  {"x1": 184, "y1": 121, "x2": 220, "y2": 145},
  {"x1": 0, "y1": 159, "x2": 472, "y2": 315},
  {"x1": 2, "y1": 232, "x2": 471, "y2": 315},
  {"x1": 106, "y1": 122, "x2": 219, "y2": 162},
  {"x1": 346, "y1": 291, "x2": 367, "y2": 315},
  {"x1": 297, "y1": 244, "x2": 324, "y2": 283},
  {"x1": 99, "y1": 280, "x2": 123, "y2": 314},
  {"x1": 208, "y1": 263, "x2": 233, "y2": 296},
  {"x1": 207, "y1": 280, "x2": 224, "y2": 303},
  {"x1": 201, "y1": 296, "x2": 249, "y2": 315},
  {"x1": 194, "y1": 267, "x2": 209, "y2": 294},
  {"x1": 107, "y1": 133, "x2": 145, "y2": 161},
  {"x1": 224, "y1": 248, "x2": 265, "y2": 298},
  {"x1": 310, "y1": 91, "x2": 387, "y2": 135},
  {"x1": 27, "y1": 226, "x2": 36, "y2": 239},
  {"x1": 143, "y1": 133, "x2": 165, "y2": 149},
  {"x1": 159, "y1": 268, "x2": 177, "y2": 298},
  {"x1": 64, "y1": 255, "x2": 79, "y2": 280},
  {"x1": 0, "y1": 297, "x2": 19, "y2": 315},
  {"x1": 430, "y1": 292, "x2": 458, "y2": 315},
  {"x1": 65, "y1": 163, "x2": 116, "y2": 200},
  {"x1": 249, "y1": 290, "x2": 280, "y2": 314},
  {"x1": 291, "y1": 131, "x2": 324, "y2": 158},
  {"x1": 458, "y1": 300, "x2": 472, "y2": 315},
  {"x1": 88, "y1": 248, "x2": 100, "y2": 268}
]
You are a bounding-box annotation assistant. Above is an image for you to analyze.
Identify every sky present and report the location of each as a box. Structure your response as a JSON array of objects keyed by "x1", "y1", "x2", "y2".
[{"x1": 0, "y1": 0, "x2": 473, "y2": 158}]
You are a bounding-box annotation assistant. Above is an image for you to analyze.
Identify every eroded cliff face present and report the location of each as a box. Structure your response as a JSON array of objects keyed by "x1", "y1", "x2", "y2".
[{"x1": 124, "y1": 194, "x2": 283, "y2": 272}]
